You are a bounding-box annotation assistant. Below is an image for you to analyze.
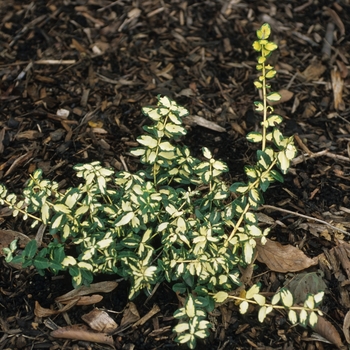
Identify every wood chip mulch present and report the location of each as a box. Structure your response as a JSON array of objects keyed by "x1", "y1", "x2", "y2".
[{"x1": 1, "y1": 1, "x2": 350, "y2": 349}]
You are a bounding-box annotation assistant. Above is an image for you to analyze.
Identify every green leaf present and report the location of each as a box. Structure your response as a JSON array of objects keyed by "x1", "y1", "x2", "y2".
[
  {"x1": 172, "y1": 283, "x2": 187, "y2": 294},
  {"x1": 270, "y1": 169, "x2": 284, "y2": 183},
  {"x1": 267, "y1": 114, "x2": 283, "y2": 126},
  {"x1": 267, "y1": 92, "x2": 281, "y2": 102},
  {"x1": 212, "y1": 160, "x2": 228, "y2": 172},
  {"x1": 272, "y1": 128, "x2": 283, "y2": 146},
  {"x1": 246, "y1": 225, "x2": 262, "y2": 237},
  {"x1": 244, "y1": 212, "x2": 257, "y2": 224},
  {"x1": 230, "y1": 182, "x2": 249, "y2": 194},
  {"x1": 254, "y1": 101, "x2": 264, "y2": 111},
  {"x1": 244, "y1": 166, "x2": 257, "y2": 180},
  {"x1": 246, "y1": 132, "x2": 263, "y2": 143},
  {"x1": 23, "y1": 240, "x2": 37, "y2": 259},
  {"x1": 202, "y1": 147, "x2": 212, "y2": 159},
  {"x1": 257, "y1": 150, "x2": 272, "y2": 169},
  {"x1": 51, "y1": 213, "x2": 65, "y2": 231},
  {"x1": 277, "y1": 152, "x2": 290, "y2": 174},
  {"x1": 249, "y1": 188, "x2": 262, "y2": 206},
  {"x1": 52, "y1": 203, "x2": 71, "y2": 214},
  {"x1": 33, "y1": 257, "x2": 50, "y2": 270}
]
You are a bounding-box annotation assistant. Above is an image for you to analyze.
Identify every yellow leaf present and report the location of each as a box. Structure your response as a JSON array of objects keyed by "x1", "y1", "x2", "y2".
[{"x1": 257, "y1": 23, "x2": 271, "y2": 40}]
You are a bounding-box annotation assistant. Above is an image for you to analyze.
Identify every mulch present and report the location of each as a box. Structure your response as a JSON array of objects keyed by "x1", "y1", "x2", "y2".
[{"x1": 1, "y1": 0, "x2": 350, "y2": 349}]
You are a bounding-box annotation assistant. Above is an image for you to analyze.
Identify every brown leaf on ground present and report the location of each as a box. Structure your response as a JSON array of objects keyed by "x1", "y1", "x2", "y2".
[
  {"x1": 301, "y1": 61, "x2": 326, "y2": 81},
  {"x1": 343, "y1": 310, "x2": 350, "y2": 344},
  {"x1": 82, "y1": 309, "x2": 118, "y2": 333},
  {"x1": 312, "y1": 315, "x2": 344, "y2": 349},
  {"x1": 256, "y1": 238, "x2": 317, "y2": 273},
  {"x1": 55, "y1": 281, "x2": 118, "y2": 303},
  {"x1": 120, "y1": 302, "x2": 140, "y2": 327},
  {"x1": 50, "y1": 324, "x2": 114, "y2": 346},
  {"x1": 34, "y1": 299, "x2": 78, "y2": 317}
]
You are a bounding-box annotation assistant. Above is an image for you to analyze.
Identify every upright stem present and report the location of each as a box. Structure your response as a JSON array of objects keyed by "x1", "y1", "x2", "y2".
[{"x1": 261, "y1": 56, "x2": 267, "y2": 152}]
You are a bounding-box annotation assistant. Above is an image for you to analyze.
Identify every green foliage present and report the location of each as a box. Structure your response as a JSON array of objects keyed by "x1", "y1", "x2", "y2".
[{"x1": 0, "y1": 23, "x2": 324, "y2": 348}]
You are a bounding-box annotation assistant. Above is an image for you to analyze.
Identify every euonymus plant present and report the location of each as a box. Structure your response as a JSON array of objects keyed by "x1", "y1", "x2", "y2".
[{"x1": 1, "y1": 24, "x2": 324, "y2": 348}]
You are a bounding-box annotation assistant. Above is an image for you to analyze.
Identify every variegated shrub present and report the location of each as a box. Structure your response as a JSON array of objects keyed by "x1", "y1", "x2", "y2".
[{"x1": 0, "y1": 23, "x2": 324, "y2": 349}]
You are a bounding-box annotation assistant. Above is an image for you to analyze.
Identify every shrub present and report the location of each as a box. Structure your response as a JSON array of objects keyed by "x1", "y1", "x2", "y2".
[{"x1": 1, "y1": 23, "x2": 324, "y2": 349}]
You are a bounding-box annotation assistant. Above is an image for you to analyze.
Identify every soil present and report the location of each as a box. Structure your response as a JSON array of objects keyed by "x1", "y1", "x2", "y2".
[{"x1": 1, "y1": 1, "x2": 350, "y2": 349}]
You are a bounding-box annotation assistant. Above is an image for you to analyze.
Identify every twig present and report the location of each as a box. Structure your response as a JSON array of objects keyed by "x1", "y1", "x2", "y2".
[
  {"x1": 322, "y1": 22, "x2": 334, "y2": 59},
  {"x1": 294, "y1": 134, "x2": 313, "y2": 155},
  {"x1": 292, "y1": 149, "x2": 328, "y2": 165},
  {"x1": 261, "y1": 205, "x2": 350, "y2": 236}
]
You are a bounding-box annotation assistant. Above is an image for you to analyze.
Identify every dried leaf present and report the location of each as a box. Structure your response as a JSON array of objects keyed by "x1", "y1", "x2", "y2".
[
  {"x1": 120, "y1": 302, "x2": 140, "y2": 327},
  {"x1": 50, "y1": 324, "x2": 114, "y2": 346},
  {"x1": 301, "y1": 61, "x2": 326, "y2": 81},
  {"x1": 56, "y1": 281, "x2": 118, "y2": 303},
  {"x1": 256, "y1": 238, "x2": 317, "y2": 273},
  {"x1": 269, "y1": 89, "x2": 294, "y2": 105},
  {"x1": 312, "y1": 315, "x2": 344, "y2": 348},
  {"x1": 82, "y1": 309, "x2": 118, "y2": 333},
  {"x1": 34, "y1": 300, "x2": 78, "y2": 317},
  {"x1": 59, "y1": 295, "x2": 103, "y2": 306},
  {"x1": 183, "y1": 115, "x2": 226, "y2": 132},
  {"x1": 343, "y1": 310, "x2": 350, "y2": 344},
  {"x1": 287, "y1": 271, "x2": 327, "y2": 304}
]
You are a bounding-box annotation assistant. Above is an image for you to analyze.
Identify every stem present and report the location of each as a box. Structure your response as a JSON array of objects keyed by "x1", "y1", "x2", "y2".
[
  {"x1": 3, "y1": 200, "x2": 42, "y2": 222},
  {"x1": 225, "y1": 203, "x2": 250, "y2": 246},
  {"x1": 261, "y1": 54, "x2": 267, "y2": 152},
  {"x1": 213, "y1": 293, "x2": 321, "y2": 313},
  {"x1": 152, "y1": 115, "x2": 169, "y2": 185}
]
